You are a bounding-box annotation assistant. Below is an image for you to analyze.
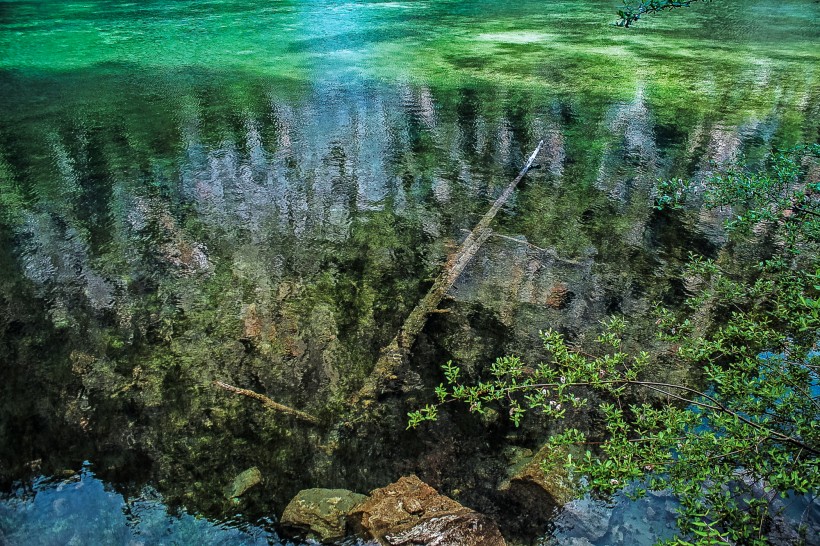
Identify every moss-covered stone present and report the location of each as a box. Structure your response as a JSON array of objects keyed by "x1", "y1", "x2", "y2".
[
  {"x1": 500, "y1": 443, "x2": 579, "y2": 507},
  {"x1": 223, "y1": 467, "x2": 262, "y2": 500},
  {"x1": 280, "y1": 488, "x2": 368, "y2": 542}
]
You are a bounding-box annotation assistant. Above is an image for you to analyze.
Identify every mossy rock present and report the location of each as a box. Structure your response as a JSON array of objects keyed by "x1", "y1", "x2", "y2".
[
  {"x1": 500, "y1": 443, "x2": 579, "y2": 507},
  {"x1": 223, "y1": 467, "x2": 262, "y2": 500},
  {"x1": 280, "y1": 488, "x2": 368, "y2": 542}
]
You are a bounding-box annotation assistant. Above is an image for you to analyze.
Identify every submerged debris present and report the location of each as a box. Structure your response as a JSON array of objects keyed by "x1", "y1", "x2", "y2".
[{"x1": 223, "y1": 466, "x2": 262, "y2": 500}]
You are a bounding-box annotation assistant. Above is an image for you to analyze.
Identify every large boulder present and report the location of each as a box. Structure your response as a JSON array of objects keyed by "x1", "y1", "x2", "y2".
[
  {"x1": 280, "y1": 488, "x2": 368, "y2": 542},
  {"x1": 347, "y1": 475, "x2": 505, "y2": 546}
]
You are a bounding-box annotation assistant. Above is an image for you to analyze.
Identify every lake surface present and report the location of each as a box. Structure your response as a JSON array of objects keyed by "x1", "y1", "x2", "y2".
[
  {"x1": 0, "y1": 465, "x2": 285, "y2": 545},
  {"x1": 1, "y1": 0, "x2": 818, "y2": 543}
]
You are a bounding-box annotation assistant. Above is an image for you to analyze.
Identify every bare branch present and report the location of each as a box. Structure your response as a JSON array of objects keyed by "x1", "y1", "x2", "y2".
[{"x1": 212, "y1": 380, "x2": 320, "y2": 425}]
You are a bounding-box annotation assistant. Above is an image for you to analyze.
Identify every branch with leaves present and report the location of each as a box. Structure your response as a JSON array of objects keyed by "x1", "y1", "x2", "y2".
[
  {"x1": 616, "y1": 0, "x2": 709, "y2": 27},
  {"x1": 409, "y1": 146, "x2": 820, "y2": 544}
]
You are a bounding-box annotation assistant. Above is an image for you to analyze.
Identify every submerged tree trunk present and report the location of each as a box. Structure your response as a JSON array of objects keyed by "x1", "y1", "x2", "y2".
[
  {"x1": 212, "y1": 142, "x2": 544, "y2": 427},
  {"x1": 355, "y1": 141, "x2": 545, "y2": 405}
]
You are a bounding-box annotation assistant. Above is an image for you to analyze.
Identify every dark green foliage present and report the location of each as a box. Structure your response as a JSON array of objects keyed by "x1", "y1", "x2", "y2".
[
  {"x1": 616, "y1": 0, "x2": 709, "y2": 27},
  {"x1": 410, "y1": 146, "x2": 820, "y2": 544}
]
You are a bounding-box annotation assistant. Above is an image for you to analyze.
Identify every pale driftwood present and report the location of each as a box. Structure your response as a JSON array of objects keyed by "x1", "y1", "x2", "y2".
[
  {"x1": 213, "y1": 380, "x2": 320, "y2": 425},
  {"x1": 355, "y1": 141, "x2": 544, "y2": 404},
  {"x1": 461, "y1": 229, "x2": 548, "y2": 252},
  {"x1": 464, "y1": 229, "x2": 585, "y2": 266}
]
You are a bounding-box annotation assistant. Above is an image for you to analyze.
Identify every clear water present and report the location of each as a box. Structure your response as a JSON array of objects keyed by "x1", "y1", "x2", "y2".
[
  {"x1": 0, "y1": 465, "x2": 283, "y2": 545},
  {"x1": 0, "y1": 0, "x2": 818, "y2": 543}
]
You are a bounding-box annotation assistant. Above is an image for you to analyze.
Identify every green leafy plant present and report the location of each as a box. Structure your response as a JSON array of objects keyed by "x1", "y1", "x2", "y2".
[{"x1": 409, "y1": 145, "x2": 820, "y2": 544}]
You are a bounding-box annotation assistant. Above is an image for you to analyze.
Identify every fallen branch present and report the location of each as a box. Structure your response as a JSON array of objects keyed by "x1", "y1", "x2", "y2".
[
  {"x1": 355, "y1": 141, "x2": 544, "y2": 404},
  {"x1": 460, "y1": 229, "x2": 585, "y2": 266},
  {"x1": 213, "y1": 380, "x2": 320, "y2": 425}
]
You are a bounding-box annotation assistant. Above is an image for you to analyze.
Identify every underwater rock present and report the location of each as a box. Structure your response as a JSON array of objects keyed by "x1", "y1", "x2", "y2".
[
  {"x1": 501, "y1": 445, "x2": 534, "y2": 466},
  {"x1": 241, "y1": 303, "x2": 264, "y2": 339},
  {"x1": 498, "y1": 443, "x2": 578, "y2": 536},
  {"x1": 545, "y1": 282, "x2": 573, "y2": 309},
  {"x1": 554, "y1": 499, "x2": 612, "y2": 541},
  {"x1": 222, "y1": 467, "x2": 262, "y2": 500},
  {"x1": 162, "y1": 240, "x2": 211, "y2": 274},
  {"x1": 347, "y1": 475, "x2": 505, "y2": 545},
  {"x1": 280, "y1": 488, "x2": 368, "y2": 542},
  {"x1": 559, "y1": 538, "x2": 595, "y2": 546}
]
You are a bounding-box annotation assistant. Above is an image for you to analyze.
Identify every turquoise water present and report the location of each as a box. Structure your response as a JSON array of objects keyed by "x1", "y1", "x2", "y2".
[
  {"x1": 1, "y1": 465, "x2": 289, "y2": 545},
  {"x1": 1, "y1": 0, "x2": 818, "y2": 543}
]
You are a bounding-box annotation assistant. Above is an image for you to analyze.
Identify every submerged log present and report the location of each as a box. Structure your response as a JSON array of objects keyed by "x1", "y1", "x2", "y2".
[
  {"x1": 355, "y1": 141, "x2": 544, "y2": 404},
  {"x1": 213, "y1": 380, "x2": 320, "y2": 425}
]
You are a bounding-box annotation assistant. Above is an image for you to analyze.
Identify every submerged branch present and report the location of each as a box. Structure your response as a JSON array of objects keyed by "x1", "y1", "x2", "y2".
[
  {"x1": 354, "y1": 141, "x2": 544, "y2": 405},
  {"x1": 212, "y1": 380, "x2": 320, "y2": 425},
  {"x1": 461, "y1": 229, "x2": 585, "y2": 265}
]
